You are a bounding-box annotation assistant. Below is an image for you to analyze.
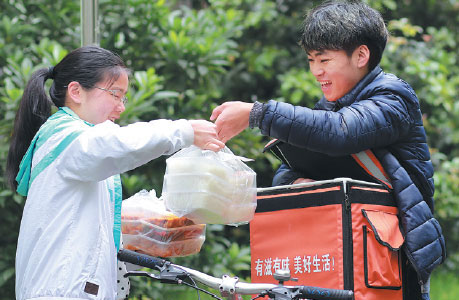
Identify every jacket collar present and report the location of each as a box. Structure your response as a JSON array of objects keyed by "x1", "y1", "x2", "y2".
[{"x1": 314, "y1": 66, "x2": 383, "y2": 111}]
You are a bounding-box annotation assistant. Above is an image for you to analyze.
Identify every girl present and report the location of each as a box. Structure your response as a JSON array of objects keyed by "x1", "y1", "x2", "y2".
[{"x1": 6, "y1": 45, "x2": 224, "y2": 300}]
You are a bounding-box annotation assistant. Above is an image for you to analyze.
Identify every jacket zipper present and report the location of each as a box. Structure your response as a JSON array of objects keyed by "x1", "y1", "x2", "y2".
[
  {"x1": 342, "y1": 181, "x2": 354, "y2": 291},
  {"x1": 404, "y1": 246, "x2": 425, "y2": 286},
  {"x1": 274, "y1": 145, "x2": 293, "y2": 169}
]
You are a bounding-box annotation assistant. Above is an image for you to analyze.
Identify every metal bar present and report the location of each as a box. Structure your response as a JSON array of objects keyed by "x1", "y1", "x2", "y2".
[
  {"x1": 81, "y1": 0, "x2": 99, "y2": 46},
  {"x1": 256, "y1": 177, "x2": 383, "y2": 193}
]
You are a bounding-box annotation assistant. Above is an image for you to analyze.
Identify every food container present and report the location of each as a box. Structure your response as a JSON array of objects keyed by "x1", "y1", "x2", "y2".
[
  {"x1": 121, "y1": 189, "x2": 206, "y2": 257},
  {"x1": 123, "y1": 234, "x2": 205, "y2": 258},
  {"x1": 162, "y1": 146, "x2": 257, "y2": 225},
  {"x1": 121, "y1": 219, "x2": 205, "y2": 242},
  {"x1": 164, "y1": 189, "x2": 256, "y2": 225}
]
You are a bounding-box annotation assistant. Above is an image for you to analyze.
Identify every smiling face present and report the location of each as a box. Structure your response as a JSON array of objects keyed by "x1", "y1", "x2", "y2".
[
  {"x1": 66, "y1": 71, "x2": 129, "y2": 124},
  {"x1": 308, "y1": 47, "x2": 370, "y2": 102}
]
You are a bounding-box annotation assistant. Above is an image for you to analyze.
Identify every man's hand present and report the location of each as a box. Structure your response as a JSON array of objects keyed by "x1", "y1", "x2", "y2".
[
  {"x1": 210, "y1": 101, "x2": 254, "y2": 143},
  {"x1": 292, "y1": 178, "x2": 316, "y2": 184},
  {"x1": 289, "y1": 178, "x2": 316, "y2": 189}
]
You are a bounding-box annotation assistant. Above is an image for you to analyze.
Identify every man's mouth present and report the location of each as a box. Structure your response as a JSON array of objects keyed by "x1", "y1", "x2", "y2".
[{"x1": 320, "y1": 80, "x2": 332, "y2": 87}]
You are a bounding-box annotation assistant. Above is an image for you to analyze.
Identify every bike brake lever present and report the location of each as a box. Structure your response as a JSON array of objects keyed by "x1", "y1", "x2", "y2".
[
  {"x1": 158, "y1": 263, "x2": 190, "y2": 283},
  {"x1": 265, "y1": 286, "x2": 299, "y2": 300},
  {"x1": 124, "y1": 270, "x2": 161, "y2": 280},
  {"x1": 124, "y1": 265, "x2": 189, "y2": 285}
]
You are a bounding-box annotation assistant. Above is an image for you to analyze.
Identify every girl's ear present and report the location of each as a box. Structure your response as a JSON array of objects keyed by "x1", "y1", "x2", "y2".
[
  {"x1": 356, "y1": 45, "x2": 370, "y2": 69},
  {"x1": 67, "y1": 81, "x2": 83, "y2": 104}
]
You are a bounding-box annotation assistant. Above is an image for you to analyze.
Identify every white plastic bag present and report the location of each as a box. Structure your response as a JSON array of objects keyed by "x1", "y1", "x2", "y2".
[
  {"x1": 162, "y1": 146, "x2": 257, "y2": 225},
  {"x1": 121, "y1": 189, "x2": 205, "y2": 257}
]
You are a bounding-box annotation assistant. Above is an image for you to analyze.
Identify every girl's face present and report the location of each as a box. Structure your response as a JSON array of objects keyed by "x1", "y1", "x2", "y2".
[
  {"x1": 307, "y1": 48, "x2": 368, "y2": 102},
  {"x1": 79, "y1": 71, "x2": 129, "y2": 124}
]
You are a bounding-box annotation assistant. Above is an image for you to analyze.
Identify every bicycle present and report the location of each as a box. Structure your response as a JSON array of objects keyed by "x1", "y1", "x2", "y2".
[{"x1": 118, "y1": 248, "x2": 354, "y2": 300}]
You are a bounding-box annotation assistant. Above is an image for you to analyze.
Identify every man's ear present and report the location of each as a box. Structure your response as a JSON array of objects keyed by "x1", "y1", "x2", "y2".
[
  {"x1": 356, "y1": 45, "x2": 370, "y2": 69},
  {"x1": 67, "y1": 81, "x2": 83, "y2": 104}
]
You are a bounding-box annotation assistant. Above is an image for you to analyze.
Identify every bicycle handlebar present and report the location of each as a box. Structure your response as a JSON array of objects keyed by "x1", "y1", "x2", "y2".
[
  {"x1": 118, "y1": 249, "x2": 354, "y2": 300},
  {"x1": 118, "y1": 248, "x2": 166, "y2": 270},
  {"x1": 298, "y1": 286, "x2": 354, "y2": 300}
]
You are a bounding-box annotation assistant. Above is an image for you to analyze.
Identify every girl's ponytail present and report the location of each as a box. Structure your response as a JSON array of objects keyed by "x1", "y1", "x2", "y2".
[{"x1": 6, "y1": 68, "x2": 53, "y2": 189}]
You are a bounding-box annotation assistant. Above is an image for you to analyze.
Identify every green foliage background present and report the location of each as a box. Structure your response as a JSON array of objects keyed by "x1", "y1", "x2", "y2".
[{"x1": 0, "y1": 0, "x2": 457, "y2": 299}]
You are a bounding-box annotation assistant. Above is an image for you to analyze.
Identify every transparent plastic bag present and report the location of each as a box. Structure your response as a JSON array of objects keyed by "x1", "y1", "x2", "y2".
[
  {"x1": 121, "y1": 189, "x2": 205, "y2": 257},
  {"x1": 163, "y1": 145, "x2": 257, "y2": 225}
]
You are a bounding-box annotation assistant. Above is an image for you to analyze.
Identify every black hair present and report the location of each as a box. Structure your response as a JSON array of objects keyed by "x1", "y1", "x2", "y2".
[
  {"x1": 6, "y1": 45, "x2": 130, "y2": 189},
  {"x1": 300, "y1": 1, "x2": 389, "y2": 70}
]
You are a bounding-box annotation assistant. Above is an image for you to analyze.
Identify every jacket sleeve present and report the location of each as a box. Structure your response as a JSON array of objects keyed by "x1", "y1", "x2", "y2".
[
  {"x1": 260, "y1": 93, "x2": 413, "y2": 156},
  {"x1": 56, "y1": 119, "x2": 194, "y2": 182},
  {"x1": 272, "y1": 163, "x2": 304, "y2": 186}
]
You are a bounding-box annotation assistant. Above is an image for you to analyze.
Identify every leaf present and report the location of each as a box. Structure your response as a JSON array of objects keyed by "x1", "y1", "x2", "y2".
[
  {"x1": 169, "y1": 30, "x2": 178, "y2": 44},
  {"x1": 151, "y1": 91, "x2": 179, "y2": 100},
  {"x1": 0, "y1": 268, "x2": 14, "y2": 287}
]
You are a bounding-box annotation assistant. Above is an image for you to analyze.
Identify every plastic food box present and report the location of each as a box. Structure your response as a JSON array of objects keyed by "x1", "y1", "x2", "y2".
[
  {"x1": 123, "y1": 234, "x2": 205, "y2": 258},
  {"x1": 121, "y1": 215, "x2": 206, "y2": 258},
  {"x1": 164, "y1": 189, "x2": 257, "y2": 225},
  {"x1": 163, "y1": 153, "x2": 257, "y2": 225},
  {"x1": 122, "y1": 219, "x2": 205, "y2": 242},
  {"x1": 164, "y1": 172, "x2": 255, "y2": 199},
  {"x1": 164, "y1": 173, "x2": 230, "y2": 196},
  {"x1": 166, "y1": 157, "x2": 234, "y2": 180}
]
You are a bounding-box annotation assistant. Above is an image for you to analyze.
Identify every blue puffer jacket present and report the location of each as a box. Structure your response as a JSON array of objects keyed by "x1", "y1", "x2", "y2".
[{"x1": 259, "y1": 66, "x2": 446, "y2": 291}]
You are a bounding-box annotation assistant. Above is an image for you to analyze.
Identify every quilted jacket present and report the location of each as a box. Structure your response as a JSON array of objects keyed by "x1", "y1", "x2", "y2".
[{"x1": 258, "y1": 66, "x2": 446, "y2": 295}]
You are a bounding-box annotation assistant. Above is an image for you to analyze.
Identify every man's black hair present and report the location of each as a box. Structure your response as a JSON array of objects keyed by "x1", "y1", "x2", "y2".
[{"x1": 300, "y1": 1, "x2": 389, "y2": 70}]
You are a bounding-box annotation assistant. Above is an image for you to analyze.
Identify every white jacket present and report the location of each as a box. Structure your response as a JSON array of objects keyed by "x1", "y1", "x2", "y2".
[{"x1": 15, "y1": 109, "x2": 193, "y2": 300}]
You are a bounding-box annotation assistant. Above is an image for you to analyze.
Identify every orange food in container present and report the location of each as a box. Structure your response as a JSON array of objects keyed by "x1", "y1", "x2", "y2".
[{"x1": 121, "y1": 189, "x2": 205, "y2": 258}]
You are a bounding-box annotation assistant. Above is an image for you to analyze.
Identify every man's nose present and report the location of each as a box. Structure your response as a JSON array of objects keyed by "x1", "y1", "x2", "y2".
[{"x1": 310, "y1": 64, "x2": 324, "y2": 77}]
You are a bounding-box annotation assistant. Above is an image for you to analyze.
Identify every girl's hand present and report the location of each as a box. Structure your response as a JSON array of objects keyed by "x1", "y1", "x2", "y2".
[{"x1": 189, "y1": 120, "x2": 225, "y2": 152}]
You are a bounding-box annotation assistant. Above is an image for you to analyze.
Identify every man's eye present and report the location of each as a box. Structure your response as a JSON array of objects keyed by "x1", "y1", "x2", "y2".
[{"x1": 320, "y1": 59, "x2": 330, "y2": 63}]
